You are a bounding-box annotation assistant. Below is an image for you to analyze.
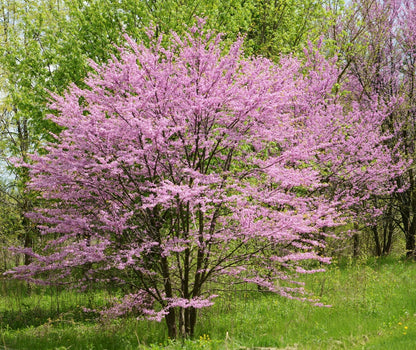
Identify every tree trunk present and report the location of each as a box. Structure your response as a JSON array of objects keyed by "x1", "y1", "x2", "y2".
[
  {"x1": 165, "y1": 307, "x2": 177, "y2": 339},
  {"x1": 165, "y1": 307, "x2": 196, "y2": 339},
  {"x1": 21, "y1": 200, "x2": 34, "y2": 265},
  {"x1": 189, "y1": 307, "x2": 197, "y2": 336},
  {"x1": 406, "y1": 226, "x2": 416, "y2": 258},
  {"x1": 382, "y1": 218, "x2": 394, "y2": 255},
  {"x1": 23, "y1": 228, "x2": 33, "y2": 265},
  {"x1": 372, "y1": 225, "x2": 382, "y2": 256},
  {"x1": 398, "y1": 192, "x2": 415, "y2": 258},
  {"x1": 405, "y1": 210, "x2": 416, "y2": 258},
  {"x1": 161, "y1": 254, "x2": 177, "y2": 337},
  {"x1": 353, "y1": 233, "x2": 360, "y2": 257}
]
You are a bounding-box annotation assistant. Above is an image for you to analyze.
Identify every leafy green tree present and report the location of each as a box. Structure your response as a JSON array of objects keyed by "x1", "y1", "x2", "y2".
[
  {"x1": 245, "y1": 0, "x2": 333, "y2": 57},
  {"x1": 0, "y1": 0, "x2": 62, "y2": 263}
]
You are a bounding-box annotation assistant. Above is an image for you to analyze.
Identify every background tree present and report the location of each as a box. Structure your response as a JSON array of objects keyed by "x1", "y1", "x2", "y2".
[
  {"x1": 289, "y1": 42, "x2": 405, "y2": 257},
  {"x1": 245, "y1": 0, "x2": 332, "y2": 57},
  {"x1": 325, "y1": 0, "x2": 416, "y2": 257},
  {"x1": 0, "y1": 0, "x2": 66, "y2": 264}
]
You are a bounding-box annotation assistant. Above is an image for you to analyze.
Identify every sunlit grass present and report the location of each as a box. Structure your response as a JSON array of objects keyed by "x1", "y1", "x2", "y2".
[{"x1": 1, "y1": 257, "x2": 416, "y2": 349}]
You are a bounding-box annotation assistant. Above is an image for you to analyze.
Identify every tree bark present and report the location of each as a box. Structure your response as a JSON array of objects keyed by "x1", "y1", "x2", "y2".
[
  {"x1": 382, "y1": 217, "x2": 394, "y2": 255},
  {"x1": 165, "y1": 307, "x2": 177, "y2": 339},
  {"x1": 372, "y1": 225, "x2": 382, "y2": 257},
  {"x1": 353, "y1": 233, "x2": 360, "y2": 257}
]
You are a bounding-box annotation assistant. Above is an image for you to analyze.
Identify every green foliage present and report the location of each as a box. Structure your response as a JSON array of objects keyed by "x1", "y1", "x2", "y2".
[
  {"x1": 0, "y1": 185, "x2": 24, "y2": 272},
  {"x1": 245, "y1": 0, "x2": 333, "y2": 58},
  {"x1": 2, "y1": 258, "x2": 416, "y2": 349},
  {"x1": 0, "y1": 0, "x2": 340, "y2": 151}
]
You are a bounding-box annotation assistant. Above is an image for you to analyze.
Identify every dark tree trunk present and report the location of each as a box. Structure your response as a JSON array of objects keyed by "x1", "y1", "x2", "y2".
[
  {"x1": 21, "y1": 199, "x2": 34, "y2": 265},
  {"x1": 165, "y1": 307, "x2": 177, "y2": 339},
  {"x1": 382, "y1": 217, "x2": 394, "y2": 255},
  {"x1": 23, "y1": 227, "x2": 33, "y2": 265},
  {"x1": 373, "y1": 204, "x2": 395, "y2": 257},
  {"x1": 189, "y1": 307, "x2": 197, "y2": 336},
  {"x1": 404, "y1": 203, "x2": 416, "y2": 258},
  {"x1": 406, "y1": 226, "x2": 416, "y2": 258},
  {"x1": 161, "y1": 254, "x2": 177, "y2": 337},
  {"x1": 165, "y1": 306, "x2": 196, "y2": 339},
  {"x1": 353, "y1": 233, "x2": 360, "y2": 257},
  {"x1": 372, "y1": 225, "x2": 382, "y2": 257},
  {"x1": 398, "y1": 191, "x2": 416, "y2": 258}
]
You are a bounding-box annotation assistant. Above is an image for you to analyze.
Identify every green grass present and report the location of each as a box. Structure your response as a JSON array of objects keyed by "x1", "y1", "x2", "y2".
[{"x1": 1, "y1": 257, "x2": 416, "y2": 349}]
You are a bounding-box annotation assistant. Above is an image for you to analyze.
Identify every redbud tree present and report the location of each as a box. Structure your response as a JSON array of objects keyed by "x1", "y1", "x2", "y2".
[
  {"x1": 7, "y1": 23, "x2": 403, "y2": 338},
  {"x1": 326, "y1": 0, "x2": 413, "y2": 255}
]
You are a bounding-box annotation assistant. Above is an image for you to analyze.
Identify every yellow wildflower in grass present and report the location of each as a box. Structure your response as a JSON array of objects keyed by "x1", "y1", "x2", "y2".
[{"x1": 199, "y1": 334, "x2": 211, "y2": 344}]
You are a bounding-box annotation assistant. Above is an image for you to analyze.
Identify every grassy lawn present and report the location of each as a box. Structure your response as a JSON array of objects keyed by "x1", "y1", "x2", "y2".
[{"x1": 1, "y1": 257, "x2": 416, "y2": 349}]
